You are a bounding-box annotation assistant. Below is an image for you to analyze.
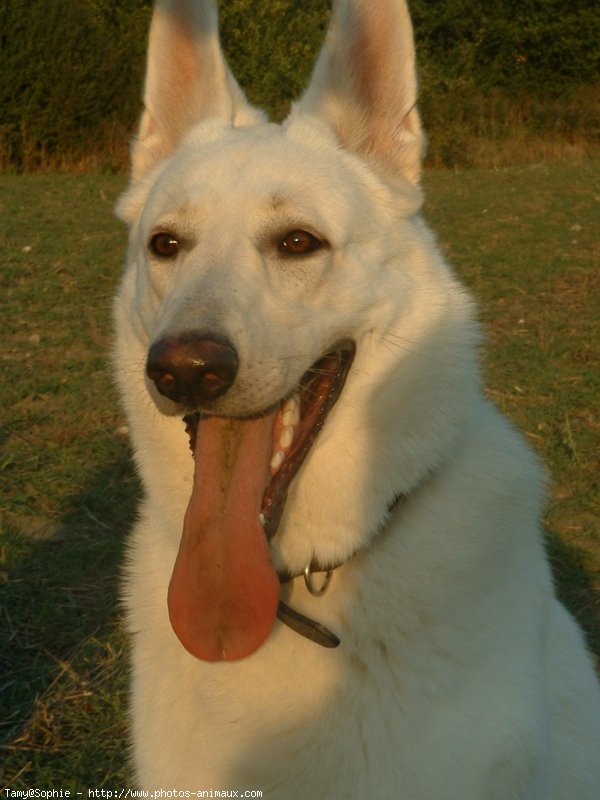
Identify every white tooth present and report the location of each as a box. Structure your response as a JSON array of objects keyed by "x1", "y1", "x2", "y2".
[
  {"x1": 280, "y1": 426, "x2": 294, "y2": 449},
  {"x1": 283, "y1": 408, "x2": 298, "y2": 427},
  {"x1": 259, "y1": 513, "x2": 265, "y2": 526},
  {"x1": 283, "y1": 395, "x2": 300, "y2": 426},
  {"x1": 270, "y1": 450, "x2": 285, "y2": 471}
]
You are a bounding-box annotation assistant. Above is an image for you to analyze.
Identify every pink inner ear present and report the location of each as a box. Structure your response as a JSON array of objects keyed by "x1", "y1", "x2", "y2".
[
  {"x1": 350, "y1": 5, "x2": 398, "y2": 113},
  {"x1": 350, "y1": 4, "x2": 420, "y2": 160},
  {"x1": 146, "y1": 8, "x2": 207, "y2": 139}
]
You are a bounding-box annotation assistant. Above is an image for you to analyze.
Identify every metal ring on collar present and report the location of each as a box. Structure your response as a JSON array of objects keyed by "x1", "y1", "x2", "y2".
[{"x1": 304, "y1": 565, "x2": 333, "y2": 597}]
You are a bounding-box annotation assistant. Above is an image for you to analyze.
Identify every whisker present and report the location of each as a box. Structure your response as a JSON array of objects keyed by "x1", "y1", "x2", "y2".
[{"x1": 380, "y1": 332, "x2": 450, "y2": 366}]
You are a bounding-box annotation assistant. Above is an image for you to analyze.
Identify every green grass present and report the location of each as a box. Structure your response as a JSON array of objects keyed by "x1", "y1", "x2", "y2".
[
  {"x1": 1, "y1": 164, "x2": 599, "y2": 788},
  {"x1": 424, "y1": 163, "x2": 600, "y2": 538},
  {"x1": 1, "y1": 176, "x2": 135, "y2": 786}
]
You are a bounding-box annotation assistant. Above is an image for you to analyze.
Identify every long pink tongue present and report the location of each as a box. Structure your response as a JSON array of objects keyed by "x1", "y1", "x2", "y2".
[{"x1": 167, "y1": 414, "x2": 280, "y2": 661}]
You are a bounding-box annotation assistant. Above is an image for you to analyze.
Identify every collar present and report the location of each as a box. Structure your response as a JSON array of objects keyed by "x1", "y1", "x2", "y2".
[{"x1": 275, "y1": 493, "x2": 404, "y2": 648}]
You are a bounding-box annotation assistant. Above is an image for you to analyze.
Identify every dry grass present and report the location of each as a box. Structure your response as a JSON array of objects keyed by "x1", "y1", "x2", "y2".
[
  {"x1": 4, "y1": 83, "x2": 600, "y2": 174},
  {"x1": 421, "y1": 84, "x2": 600, "y2": 169}
]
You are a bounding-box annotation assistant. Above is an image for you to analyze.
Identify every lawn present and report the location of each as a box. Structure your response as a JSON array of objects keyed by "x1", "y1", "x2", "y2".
[{"x1": 1, "y1": 162, "x2": 598, "y2": 788}]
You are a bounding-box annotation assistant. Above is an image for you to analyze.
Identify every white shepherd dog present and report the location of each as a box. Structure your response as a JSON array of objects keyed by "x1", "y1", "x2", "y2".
[{"x1": 113, "y1": 0, "x2": 600, "y2": 796}]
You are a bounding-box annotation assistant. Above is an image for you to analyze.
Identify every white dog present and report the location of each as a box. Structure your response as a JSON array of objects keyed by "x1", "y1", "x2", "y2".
[{"x1": 113, "y1": 0, "x2": 600, "y2": 796}]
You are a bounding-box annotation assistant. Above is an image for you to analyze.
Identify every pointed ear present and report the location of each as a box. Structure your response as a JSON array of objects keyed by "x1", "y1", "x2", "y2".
[
  {"x1": 289, "y1": 0, "x2": 424, "y2": 185},
  {"x1": 130, "y1": 0, "x2": 264, "y2": 181}
]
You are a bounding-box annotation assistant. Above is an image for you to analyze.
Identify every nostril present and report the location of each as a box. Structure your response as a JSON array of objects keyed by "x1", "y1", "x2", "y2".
[
  {"x1": 146, "y1": 334, "x2": 239, "y2": 404},
  {"x1": 155, "y1": 371, "x2": 177, "y2": 395}
]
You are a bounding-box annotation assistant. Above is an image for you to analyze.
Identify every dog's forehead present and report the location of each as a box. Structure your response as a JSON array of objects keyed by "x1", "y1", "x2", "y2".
[
  {"x1": 150, "y1": 120, "x2": 370, "y2": 216},
  {"x1": 135, "y1": 119, "x2": 421, "y2": 240}
]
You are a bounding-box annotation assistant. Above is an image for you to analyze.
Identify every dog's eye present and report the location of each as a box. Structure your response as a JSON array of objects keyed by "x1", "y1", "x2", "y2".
[
  {"x1": 149, "y1": 232, "x2": 179, "y2": 258},
  {"x1": 279, "y1": 230, "x2": 323, "y2": 256}
]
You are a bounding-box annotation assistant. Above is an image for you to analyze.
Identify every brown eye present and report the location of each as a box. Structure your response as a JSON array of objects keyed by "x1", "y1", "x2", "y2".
[
  {"x1": 149, "y1": 232, "x2": 179, "y2": 258},
  {"x1": 279, "y1": 229, "x2": 323, "y2": 256}
]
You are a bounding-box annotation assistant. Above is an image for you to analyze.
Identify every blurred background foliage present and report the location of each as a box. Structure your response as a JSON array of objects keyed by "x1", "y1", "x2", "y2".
[{"x1": 0, "y1": 0, "x2": 598, "y2": 170}]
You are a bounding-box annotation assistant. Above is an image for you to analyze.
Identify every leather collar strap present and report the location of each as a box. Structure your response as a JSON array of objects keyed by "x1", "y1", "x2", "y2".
[
  {"x1": 277, "y1": 600, "x2": 341, "y2": 648},
  {"x1": 275, "y1": 494, "x2": 403, "y2": 648}
]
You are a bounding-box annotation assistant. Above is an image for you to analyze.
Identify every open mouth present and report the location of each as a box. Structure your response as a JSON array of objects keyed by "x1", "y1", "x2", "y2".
[
  {"x1": 168, "y1": 342, "x2": 355, "y2": 662},
  {"x1": 183, "y1": 343, "x2": 355, "y2": 541}
]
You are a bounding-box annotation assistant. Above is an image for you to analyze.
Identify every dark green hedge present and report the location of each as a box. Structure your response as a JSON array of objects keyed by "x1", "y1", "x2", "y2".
[
  {"x1": 0, "y1": 0, "x2": 150, "y2": 167},
  {"x1": 412, "y1": 0, "x2": 600, "y2": 91},
  {"x1": 1, "y1": 0, "x2": 598, "y2": 169}
]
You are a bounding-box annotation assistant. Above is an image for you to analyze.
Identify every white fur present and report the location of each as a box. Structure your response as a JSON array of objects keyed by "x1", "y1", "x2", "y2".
[{"x1": 114, "y1": 1, "x2": 600, "y2": 796}]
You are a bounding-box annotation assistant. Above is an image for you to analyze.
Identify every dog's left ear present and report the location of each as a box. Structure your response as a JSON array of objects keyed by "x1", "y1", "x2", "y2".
[
  {"x1": 129, "y1": 0, "x2": 264, "y2": 183},
  {"x1": 289, "y1": 0, "x2": 424, "y2": 185}
]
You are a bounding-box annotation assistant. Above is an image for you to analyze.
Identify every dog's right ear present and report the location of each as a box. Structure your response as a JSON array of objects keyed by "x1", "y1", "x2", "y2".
[{"x1": 128, "y1": 0, "x2": 264, "y2": 183}]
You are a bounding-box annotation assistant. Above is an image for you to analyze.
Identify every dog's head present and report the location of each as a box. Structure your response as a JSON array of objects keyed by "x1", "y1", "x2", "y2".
[{"x1": 115, "y1": 0, "x2": 477, "y2": 661}]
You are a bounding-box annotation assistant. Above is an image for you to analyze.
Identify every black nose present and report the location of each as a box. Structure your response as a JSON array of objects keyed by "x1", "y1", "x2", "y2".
[{"x1": 146, "y1": 334, "x2": 239, "y2": 404}]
